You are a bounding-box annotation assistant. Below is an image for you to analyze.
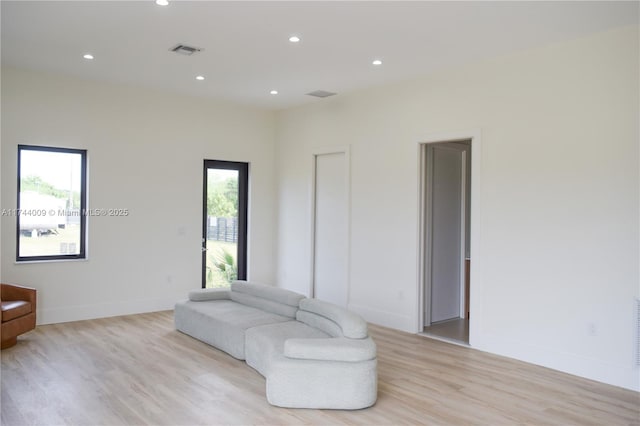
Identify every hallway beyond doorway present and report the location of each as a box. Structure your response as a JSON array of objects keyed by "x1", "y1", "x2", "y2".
[{"x1": 422, "y1": 317, "x2": 469, "y2": 345}]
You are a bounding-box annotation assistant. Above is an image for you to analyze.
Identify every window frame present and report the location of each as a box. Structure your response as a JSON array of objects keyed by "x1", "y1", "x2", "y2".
[
  {"x1": 16, "y1": 145, "x2": 88, "y2": 262},
  {"x1": 202, "y1": 159, "x2": 249, "y2": 288}
]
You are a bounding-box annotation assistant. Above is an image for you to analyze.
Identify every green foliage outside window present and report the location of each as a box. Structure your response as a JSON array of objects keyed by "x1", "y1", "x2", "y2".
[
  {"x1": 21, "y1": 175, "x2": 81, "y2": 209},
  {"x1": 207, "y1": 177, "x2": 238, "y2": 217}
]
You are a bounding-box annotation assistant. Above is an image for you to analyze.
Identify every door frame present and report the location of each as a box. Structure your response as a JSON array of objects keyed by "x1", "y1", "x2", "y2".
[
  {"x1": 202, "y1": 159, "x2": 249, "y2": 288},
  {"x1": 416, "y1": 129, "x2": 482, "y2": 345},
  {"x1": 309, "y1": 146, "x2": 351, "y2": 301}
]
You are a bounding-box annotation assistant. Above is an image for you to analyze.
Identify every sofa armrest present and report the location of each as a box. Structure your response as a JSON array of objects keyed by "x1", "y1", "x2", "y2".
[
  {"x1": 188, "y1": 288, "x2": 231, "y2": 301},
  {"x1": 1, "y1": 283, "x2": 36, "y2": 306},
  {"x1": 284, "y1": 337, "x2": 376, "y2": 362}
]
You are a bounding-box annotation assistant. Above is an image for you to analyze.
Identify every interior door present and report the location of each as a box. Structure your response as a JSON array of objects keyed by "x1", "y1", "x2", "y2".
[
  {"x1": 313, "y1": 151, "x2": 348, "y2": 307},
  {"x1": 429, "y1": 145, "x2": 466, "y2": 323}
]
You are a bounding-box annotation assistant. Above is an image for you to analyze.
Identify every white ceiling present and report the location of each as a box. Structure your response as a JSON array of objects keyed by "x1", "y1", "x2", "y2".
[{"x1": 2, "y1": 1, "x2": 637, "y2": 110}]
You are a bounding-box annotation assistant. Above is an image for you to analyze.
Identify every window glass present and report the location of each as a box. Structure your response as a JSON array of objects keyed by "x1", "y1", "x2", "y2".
[
  {"x1": 17, "y1": 145, "x2": 87, "y2": 261},
  {"x1": 203, "y1": 160, "x2": 248, "y2": 288}
]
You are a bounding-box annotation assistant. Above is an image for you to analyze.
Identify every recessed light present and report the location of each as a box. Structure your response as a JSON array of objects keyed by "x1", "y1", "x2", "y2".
[
  {"x1": 288, "y1": 36, "x2": 301, "y2": 43},
  {"x1": 155, "y1": 0, "x2": 169, "y2": 6},
  {"x1": 270, "y1": 90, "x2": 278, "y2": 95},
  {"x1": 196, "y1": 75, "x2": 205, "y2": 81},
  {"x1": 372, "y1": 59, "x2": 382, "y2": 66},
  {"x1": 83, "y1": 54, "x2": 94, "y2": 60}
]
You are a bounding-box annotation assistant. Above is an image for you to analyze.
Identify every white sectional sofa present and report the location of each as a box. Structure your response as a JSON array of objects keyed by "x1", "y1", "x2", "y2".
[{"x1": 174, "y1": 281, "x2": 377, "y2": 410}]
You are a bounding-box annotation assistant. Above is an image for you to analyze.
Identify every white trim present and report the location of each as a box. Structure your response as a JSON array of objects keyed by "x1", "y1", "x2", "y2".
[
  {"x1": 309, "y1": 146, "x2": 351, "y2": 304},
  {"x1": 417, "y1": 144, "x2": 430, "y2": 328},
  {"x1": 416, "y1": 129, "x2": 482, "y2": 347},
  {"x1": 417, "y1": 332, "x2": 471, "y2": 348},
  {"x1": 309, "y1": 156, "x2": 317, "y2": 297},
  {"x1": 15, "y1": 258, "x2": 89, "y2": 265},
  {"x1": 349, "y1": 303, "x2": 414, "y2": 332},
  {"x1": 459, "y1": 148, "x2": 468, "y2": 319},
  {"x1": 37, "y1": 297, "x2": 177, "y2": 325},
  {"x1": 418, "y1": 144, "x2": 439, "y2": 328},
  {"x1": 475, "y1": 332, "x2": 640, "y2": 392},
  {"x1": 468, "y1": 132, "x2": 482, "y2": 347}
]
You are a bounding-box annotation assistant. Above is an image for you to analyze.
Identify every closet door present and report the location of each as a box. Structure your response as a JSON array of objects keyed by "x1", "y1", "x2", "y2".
[{"x1": 313, "y1": 151, "x2": 348, "y2": 307}]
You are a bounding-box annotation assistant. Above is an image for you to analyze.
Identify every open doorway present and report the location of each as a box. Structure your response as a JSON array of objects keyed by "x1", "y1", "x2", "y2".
[{"x1": 420, "y1": 140, "x2": 471, "y2": 344}]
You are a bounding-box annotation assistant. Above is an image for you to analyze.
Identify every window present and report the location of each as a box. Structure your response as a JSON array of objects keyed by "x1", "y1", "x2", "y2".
[
  {"x1": 16, "y1": 145, "x2": 87, "y2": 261},
  {"x1": 203, "y1": 160, "x2": 248, "y2": 288}
]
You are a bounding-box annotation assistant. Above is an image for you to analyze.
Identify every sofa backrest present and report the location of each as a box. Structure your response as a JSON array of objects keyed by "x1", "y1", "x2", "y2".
[
  {"x1": 296, "y1": 298, "x2": 368, "y2": 339},
  {"x1": 230, "y1": 281, "x2": 305, "y2": 318}
]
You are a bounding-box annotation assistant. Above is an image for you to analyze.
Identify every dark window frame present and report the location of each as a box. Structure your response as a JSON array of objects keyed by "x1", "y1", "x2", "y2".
[
  {"x1": 202, "y1": 159, "x2": 248, "y2": 287},
  {"x1": 16, "y1": 145, "x2": 87, "y2": 262}
]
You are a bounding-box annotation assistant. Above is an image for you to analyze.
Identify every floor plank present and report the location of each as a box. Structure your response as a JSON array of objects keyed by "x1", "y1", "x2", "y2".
[{"x1": 1, "y1": 311, "x2": 638, "y2": 425}]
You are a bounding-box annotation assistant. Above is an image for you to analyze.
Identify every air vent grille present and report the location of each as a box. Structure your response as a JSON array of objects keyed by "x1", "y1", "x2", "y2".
[
  {"x1": 170, "y1": 44, "x2": 202, "y2": 56},
  {"x1": 306, "y1": 90, "x2": 337, "y2": 98}
]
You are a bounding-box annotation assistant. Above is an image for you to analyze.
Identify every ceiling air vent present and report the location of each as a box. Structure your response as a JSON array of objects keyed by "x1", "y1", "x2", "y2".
[
  {"x1": 306, "y1": 90, "x2": 337, "y2": 98},
  {"x1": 170, "y1": 44, "x2": 202, "y2": 56}
]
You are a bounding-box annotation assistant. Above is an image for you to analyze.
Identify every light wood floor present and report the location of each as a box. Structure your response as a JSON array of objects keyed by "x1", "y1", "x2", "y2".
[
  {"x1": 423, "y1": 318, "x2": 469, "y2": 344},
  {"x1": 1, "y1": 311, "x2": 638, "y2": 425}
]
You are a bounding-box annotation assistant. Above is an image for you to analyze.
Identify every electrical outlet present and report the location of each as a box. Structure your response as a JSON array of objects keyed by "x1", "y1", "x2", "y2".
[{"x1": 587, "y1": 322, "x2": 597, "y2": 336}]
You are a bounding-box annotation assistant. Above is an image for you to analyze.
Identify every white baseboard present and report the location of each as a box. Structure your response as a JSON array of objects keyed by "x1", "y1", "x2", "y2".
[
  {"x1": 348, "y1": 303, "x2": 414, "y2": 332},
  {"x1": 474, "y1": 333, "x2": 640, "y2": 392},
  {"x1": 37, "y1": 297, "x2": 177, "y2": 325}
]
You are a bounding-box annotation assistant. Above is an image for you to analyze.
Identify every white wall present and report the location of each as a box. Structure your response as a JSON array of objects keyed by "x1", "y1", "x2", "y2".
[
  {"x1": 1, "y1": 67, "x2": 277, "y2": 324},
  {"x1": 2, "y1": 26, "x2": 637, "y2": 393},
  {"x1": 275, "y1": 26, "x2": 639, "y2": 391}
]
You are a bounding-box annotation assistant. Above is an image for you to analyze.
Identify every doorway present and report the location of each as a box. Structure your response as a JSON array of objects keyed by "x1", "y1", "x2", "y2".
[
  {"x1": 202, "y1": 160, "x2": 248, "y2": 288},
  {"x1": 311, "y1": 149, "x2": 349, "y2": 307},
  {"x1": 421, "y1": 140, "x2": 471, "y2": 344}
]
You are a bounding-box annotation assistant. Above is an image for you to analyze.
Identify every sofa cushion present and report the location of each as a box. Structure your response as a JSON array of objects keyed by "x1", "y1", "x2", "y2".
[
  {"x1": 231, "y1": 282, "x2": 305, "y2": 318},
  {"x1": 245, "y1": 321, "x2": 329, "y2": 377},
  {"x1": 174, "y1": 300, "x2": 292, "y2": 359},
  {"x1": 1, "y1": 300, "x2": 31, "y2": 322},
  {"x1": 284, "y1": 337, "x2": 376, "y2": 362},
  {"x1": 232, "y1": 281, "x2": 304, "y2": 307},
  {"x1": 230, "y1": 292, "x2": 298, "y2": 318},
  {"x1": 188, "y1": 288, "x2": 231, "y2": 301},
  {"x1": 298, "y1": 298, "x2": 368, "y2": 339}
]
